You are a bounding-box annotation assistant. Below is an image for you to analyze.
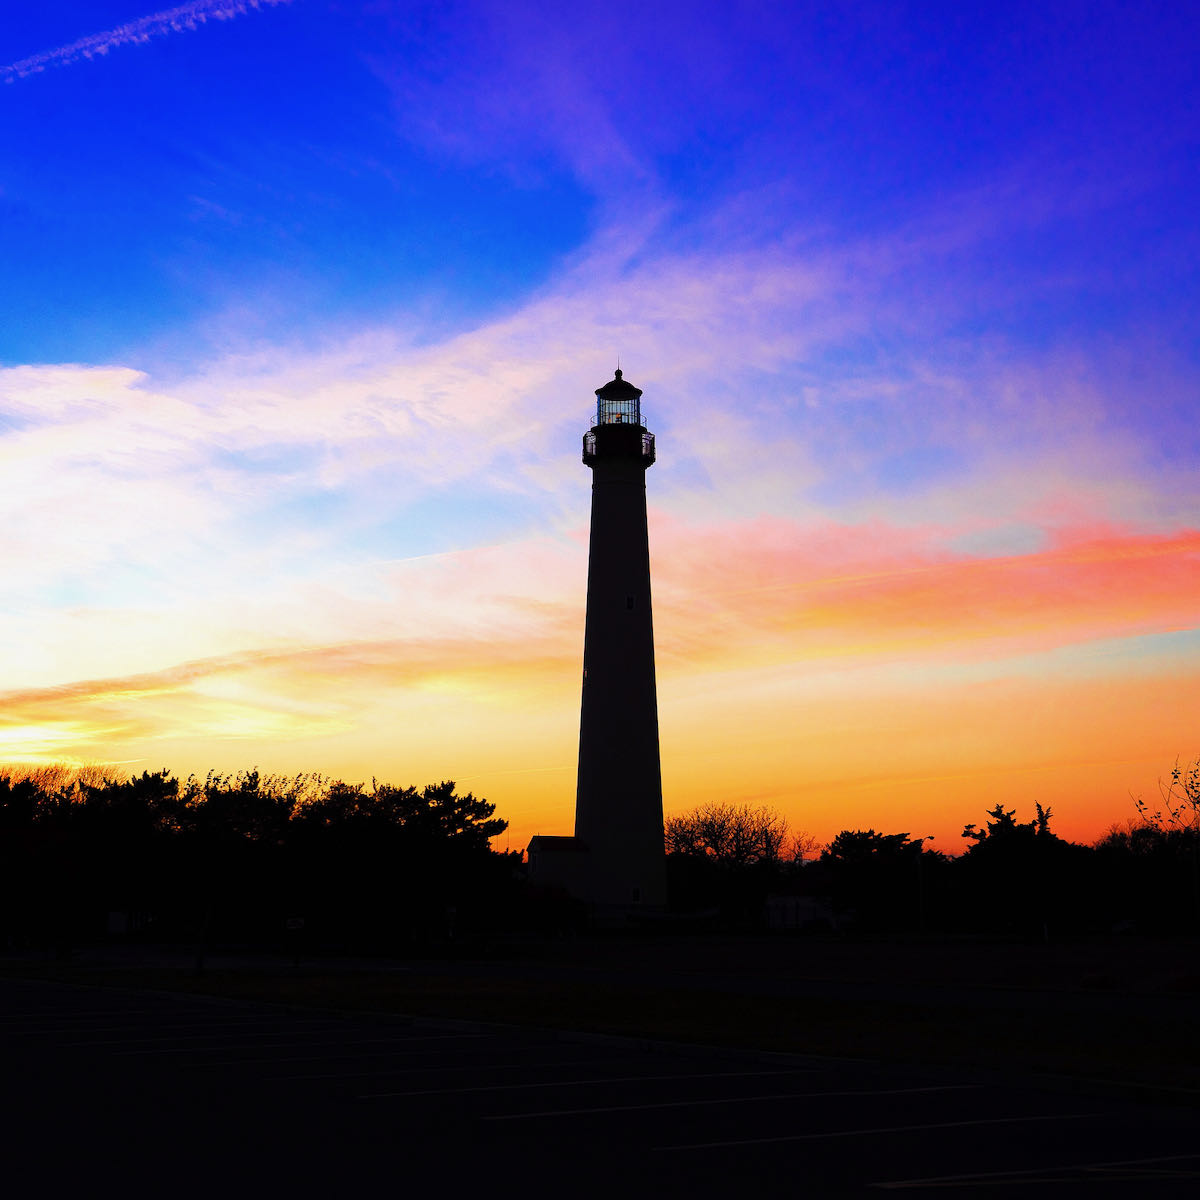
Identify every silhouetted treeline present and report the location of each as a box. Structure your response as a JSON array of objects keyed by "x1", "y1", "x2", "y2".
[
  {"x1": 0, "y1": 767, "x2": 518, "y2": 954},
  {"x1": 6, "y1": 764, "x2": 1200, "y2": 948},
  {"x1": 667, "y1": 795, "x2": 1200, "y2": 939}
]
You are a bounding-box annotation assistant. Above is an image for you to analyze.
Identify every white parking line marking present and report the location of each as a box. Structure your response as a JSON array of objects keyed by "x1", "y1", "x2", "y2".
[
  {"x1": 489, "y1": 1084, "x2": 982, "y2": 1121},
  {"x1": 0, "y1": 1008, "x2": 182, "y2": 1023},
  {"x1": 64, "y1": 1025, "x2": 353, "y2": 1047},
  {"x1": 192, "y1": 1035, "x2": 488, "y2": 1066},
  {"x1": 872, "y1": 1152, "x2": 1200, "y2": 1188},
  {"x1": 112, "y1": 1033, "x2": 482, "y2": 1056},
  {"x1": 13, "y1": 1017, "x2": 337, "y2": 1037},
  {"x1": 657, "y1": 1112, "x2": 1102, "y2": 1151},
  {"x1": 269, "y1": 1057, "x2": 610, "y2": 1082},
  {"x1": 360, "y1": 1067, "x2": 812, "y2": 1101}
]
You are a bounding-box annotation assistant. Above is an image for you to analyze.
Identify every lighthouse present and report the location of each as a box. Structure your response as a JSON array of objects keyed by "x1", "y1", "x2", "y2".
[
  {"x1": 573, "y1": 369, "x2": 667, "y2": 909},
  {"x1": 525, "y1": 369, "x2": 667, "y2": 917}
]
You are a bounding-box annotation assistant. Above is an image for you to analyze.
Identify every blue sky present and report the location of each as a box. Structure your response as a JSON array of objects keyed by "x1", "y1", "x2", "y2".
[
  {"x1": 7, "y1": 2, "x2": 1196, "y2": 365},
  {"x1": 2, "y1": 0, "x2": 1198, "y2": 845}
]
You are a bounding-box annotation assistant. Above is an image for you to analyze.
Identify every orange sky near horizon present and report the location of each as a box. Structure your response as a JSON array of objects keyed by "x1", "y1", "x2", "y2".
[{"x1": 3, "y1": 506, "x2": 1196, "y2": 854}]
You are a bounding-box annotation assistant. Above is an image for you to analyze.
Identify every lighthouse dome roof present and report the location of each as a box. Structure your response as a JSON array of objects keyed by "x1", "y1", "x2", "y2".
[{"x1": 595, "y1": 368, "x2": 642, "y2": 400}]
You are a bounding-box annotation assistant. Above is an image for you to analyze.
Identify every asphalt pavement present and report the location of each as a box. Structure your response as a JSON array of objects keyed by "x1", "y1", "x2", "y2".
[{"x1": 3, "y1": 976, "x2": 1198, "y2": 1197}]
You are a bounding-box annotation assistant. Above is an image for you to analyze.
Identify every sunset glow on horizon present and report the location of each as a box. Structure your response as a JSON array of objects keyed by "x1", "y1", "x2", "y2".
[{"x1": 3, "y1": 2, "x2": 1198, "y2": 853}]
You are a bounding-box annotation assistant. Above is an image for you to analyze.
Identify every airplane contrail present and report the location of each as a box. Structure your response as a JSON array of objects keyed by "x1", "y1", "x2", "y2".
[{"x1": 2, "y1": 0, "x2": 295, "y2": 83}]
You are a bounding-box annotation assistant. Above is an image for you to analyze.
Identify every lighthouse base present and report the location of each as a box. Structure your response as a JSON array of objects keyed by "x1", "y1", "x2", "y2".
[{"x1": 526, "y1": 834, "x2": 666, "y2": 925}]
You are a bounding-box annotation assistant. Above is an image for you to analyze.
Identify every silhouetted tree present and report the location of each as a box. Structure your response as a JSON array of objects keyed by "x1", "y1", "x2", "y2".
[
  {"x1": 957, "y1": 804, "x2": 1096, "y2": 940},
  {"x1": 665, "y1": 802, "x2": 789, "y2": 866},
  {"x1": 1134, "y1": 758, "x2": 1200, "y2": 839},
  {"x1": 815, "y1": 829, "x2": 944, "y2": 933},
  {"x1": 664, "y1": 802, "x2": 802, "y2": 920},
  {"x1": 1137, "y1": 758, "x2": 1200, "y2": 926},
  {"x1": 0, "y1": 775, "x2": 40, "y2": 947},
  {"x1": 1096, "y1": 758, "x2": 1200, "y2": 932}
]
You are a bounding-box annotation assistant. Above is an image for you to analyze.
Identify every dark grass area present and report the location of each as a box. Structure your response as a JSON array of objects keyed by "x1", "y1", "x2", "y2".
[{"x1": 5, "y1": 934, "x2": 1199, "y2": 1096}]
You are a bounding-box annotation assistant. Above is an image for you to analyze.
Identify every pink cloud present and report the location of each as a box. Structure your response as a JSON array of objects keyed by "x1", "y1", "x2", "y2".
[{"x1": 651, "y1": 513, "x2": 1200, "y2": 666}]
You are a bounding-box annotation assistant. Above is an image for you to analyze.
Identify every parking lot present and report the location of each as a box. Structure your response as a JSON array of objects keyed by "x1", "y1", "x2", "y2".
[{"x1": 3, "y1": 976, "x2": 1198, "y2": 1196}]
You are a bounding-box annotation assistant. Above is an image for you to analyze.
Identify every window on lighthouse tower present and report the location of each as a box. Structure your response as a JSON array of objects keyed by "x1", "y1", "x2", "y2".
[{"x1": 597, "y1": 394, "x2": 640, "y2": 425}]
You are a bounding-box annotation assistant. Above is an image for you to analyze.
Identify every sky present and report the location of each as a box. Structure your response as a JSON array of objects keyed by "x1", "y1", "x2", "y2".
[{"x1": 2, "y1": 0, "x2": 1198, "y2": 853}]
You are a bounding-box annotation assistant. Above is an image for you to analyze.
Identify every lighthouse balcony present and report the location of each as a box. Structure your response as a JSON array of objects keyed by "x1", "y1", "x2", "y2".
[{"x1": 582, "y1": 427, "x2": 655, "y2": 467}]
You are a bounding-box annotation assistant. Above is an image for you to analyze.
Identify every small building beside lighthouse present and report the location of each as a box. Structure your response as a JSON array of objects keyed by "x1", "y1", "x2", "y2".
[{"x1": 527, "y1": 369, "x2": 668, "y2": 916}]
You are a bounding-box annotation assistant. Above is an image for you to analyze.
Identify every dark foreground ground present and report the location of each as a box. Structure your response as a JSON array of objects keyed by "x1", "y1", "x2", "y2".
[{"x1": 3, "y1": 936, "x2": 1198, "y2": 1195}]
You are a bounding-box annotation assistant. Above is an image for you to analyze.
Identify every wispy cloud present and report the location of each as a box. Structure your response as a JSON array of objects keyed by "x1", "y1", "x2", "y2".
[
  {"x1": 4, "y1": 208, "x2": 1195, "y2": 695},
  {"x1": 4, "y1": 510, "x2": 1197, "y2": 757},
  {"x1": 1, "y1": 0, "x2": 294, "y2": 83}
]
